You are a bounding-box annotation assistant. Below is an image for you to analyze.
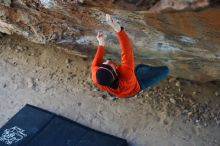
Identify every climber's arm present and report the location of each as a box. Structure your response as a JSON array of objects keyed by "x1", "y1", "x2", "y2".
[{"x1": 116, "y1": 28, "x2": 134, "y2": 70}]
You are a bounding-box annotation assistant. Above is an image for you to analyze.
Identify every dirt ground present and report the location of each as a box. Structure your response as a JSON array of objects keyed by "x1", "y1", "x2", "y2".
[{"x1": 0, "y1": 34, "x2": 220, "y2": 146}]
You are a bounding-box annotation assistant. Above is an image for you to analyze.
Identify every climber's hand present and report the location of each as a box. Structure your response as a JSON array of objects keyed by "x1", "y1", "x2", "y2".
[
  {"x1": 106, "y1": 14, "x2": 121, "y2": 32},
  {"x1": 96, "y1": 32, "x2": 107, "y2": 46}
]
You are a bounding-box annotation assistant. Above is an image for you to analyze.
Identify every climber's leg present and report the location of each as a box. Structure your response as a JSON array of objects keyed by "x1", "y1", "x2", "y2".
[{"x1": 135, "y1": 64, "x2": 169, "y2": 91}]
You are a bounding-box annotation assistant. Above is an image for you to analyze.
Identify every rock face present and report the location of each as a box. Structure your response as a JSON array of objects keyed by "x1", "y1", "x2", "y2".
[{"x1": 0, "y1": 0, "x2": 219, "y2": 81}]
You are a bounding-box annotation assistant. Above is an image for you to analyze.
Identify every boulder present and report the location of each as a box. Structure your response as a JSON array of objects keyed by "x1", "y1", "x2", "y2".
[{"x1": 0, "y1": 0, "x2": 219, "y2": 81}]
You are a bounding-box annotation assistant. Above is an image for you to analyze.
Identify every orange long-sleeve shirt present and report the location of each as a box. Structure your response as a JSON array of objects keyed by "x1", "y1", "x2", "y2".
[{"x1": 91, "y1": 30, "x2": 140, "y2": 98}]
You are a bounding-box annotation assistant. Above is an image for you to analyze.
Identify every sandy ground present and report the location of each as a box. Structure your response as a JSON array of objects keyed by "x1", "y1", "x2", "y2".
[{"x1": 0, "y1": 34, "x2": 220, "y2": 146}]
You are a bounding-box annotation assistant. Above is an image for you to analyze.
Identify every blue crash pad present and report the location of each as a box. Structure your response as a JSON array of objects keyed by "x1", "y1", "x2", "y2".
[{"x1": 0, "y1": 104, "x2": 128, "y2": 146}]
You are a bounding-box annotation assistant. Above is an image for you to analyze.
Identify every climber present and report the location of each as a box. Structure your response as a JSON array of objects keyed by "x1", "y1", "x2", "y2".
[{"x1": 91, "y1": 14, "x2": 169, "y2": 98}]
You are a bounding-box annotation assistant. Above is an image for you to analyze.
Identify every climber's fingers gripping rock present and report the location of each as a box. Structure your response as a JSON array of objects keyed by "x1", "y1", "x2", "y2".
[{"x1": 96, "y1": 32, "x2": 107, "y2": 46}]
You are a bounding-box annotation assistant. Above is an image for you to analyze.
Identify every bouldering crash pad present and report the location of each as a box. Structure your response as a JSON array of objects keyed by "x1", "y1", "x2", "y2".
[{"x1": 0, "y1": 104, "x2": 128, "y2": 146}]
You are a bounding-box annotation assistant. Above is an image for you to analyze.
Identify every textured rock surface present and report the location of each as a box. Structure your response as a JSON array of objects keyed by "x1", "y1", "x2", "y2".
[
  {"x1": 0, "y1": 0, "x2": 219, "y2": 81},
  {"x1": 0, "y1": 35, "x2": 220, "y2": 146}
]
